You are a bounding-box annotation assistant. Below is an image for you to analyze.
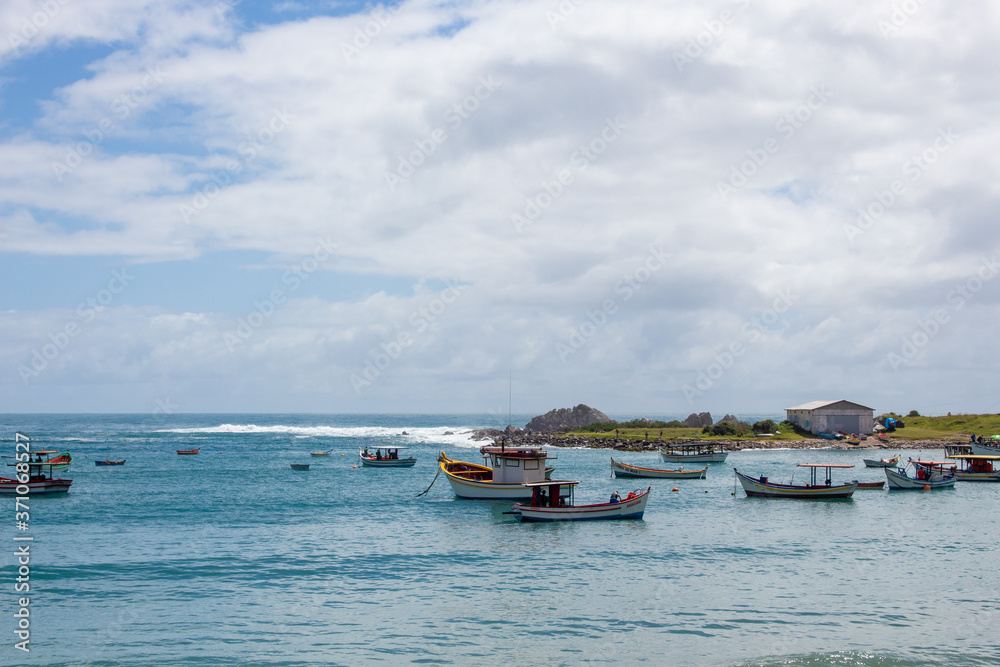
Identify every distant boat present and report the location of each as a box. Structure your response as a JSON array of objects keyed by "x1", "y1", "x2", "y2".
[
  {"x1": 176, "y1": 448, "x2": 200, "y2": 455},
  {"x1": 95, "y1": 460, "x2": 125, "y2": 466},
  {"x1": 290, "y1": 463, "x2": 310, "y2": 471},
  {"x1": 884, "y1": 460, "x2": 956, "y2": 490},
  {"x1": 863, "y1": 454, "x2": 901, "y2": 468},
  {"x1": 734, "y1": 464, "x2": 858, "y2": 499},
  {"x1": 817, "y1": 432, "x2": 838, "y2": 440},
  {"x1": 659, "y1": 444, "x2": 727, "y2": 463},
  {"x1": 359, "y1": 446, "x2": 416, "y2": 468},
  {"x1": 311, "y1": 451, "x2": 332, "y2": 457},
  {"x1": 855, "y1": 481, "x2": 885, "y2": 489},
  {"x1": 611, "y1": 458, "x2": 706, "y2": 479},
  {"x1": 944, "y1": 454, "x2": 1000, "y2": 482},
  {"x1": 970, "y1": 440, "x2": 1000, "y2": 456},
  {"x1": 509, "y1": 481, "x2": 650, "y2": 522}
]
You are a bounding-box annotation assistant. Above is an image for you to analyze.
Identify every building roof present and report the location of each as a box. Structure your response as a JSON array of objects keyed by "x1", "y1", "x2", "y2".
[{"x1": 785, "y1": 399, "x2": 874, "y2": 412}]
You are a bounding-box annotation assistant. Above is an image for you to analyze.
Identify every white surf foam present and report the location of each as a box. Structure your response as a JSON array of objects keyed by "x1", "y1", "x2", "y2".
[{"x1": 156, "y1": 424, "x2": 480, "y2": 447}]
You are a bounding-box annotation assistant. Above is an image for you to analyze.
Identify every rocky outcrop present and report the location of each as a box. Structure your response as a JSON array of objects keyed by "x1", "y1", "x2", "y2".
[
  {"x1": 525, "y1": 404, "x2": 611, "y2": 432},
  {"x1": 719, "y1": 414, "x2": 741, "y2": 425},
  {"x1": 684, "y1": 412, "x2": 713, "y2": 427}
]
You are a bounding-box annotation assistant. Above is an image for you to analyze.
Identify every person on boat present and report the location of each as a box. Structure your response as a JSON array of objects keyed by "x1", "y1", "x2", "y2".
[
  {"x1": 363, "y1": 447, "x2": 369, "y2": 457},
  {"x1": 609, "y1": 491, "x2": 621, "y2": 504},
  {"x1": 376, "y1": 449, "x2": 382, "y2": 460}
]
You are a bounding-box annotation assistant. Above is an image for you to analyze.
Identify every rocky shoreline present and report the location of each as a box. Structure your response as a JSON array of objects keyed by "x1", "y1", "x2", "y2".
[{"x1": 470, "y1": 429, "x2": 963, "y2": 452}]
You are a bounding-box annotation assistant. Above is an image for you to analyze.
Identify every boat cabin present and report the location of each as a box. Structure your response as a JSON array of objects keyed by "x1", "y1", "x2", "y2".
[
  {"x1": 945, "y1": 454, "x2": 1000, "y2": 474},
  {"x1": 910, "y1": 460, "x2": 957, "y2": 478},
  {"x1": 796, "y1": 463, "x2": 855, "y2": 487},
  {"x1": 479, "y1": 445, "x2": 551, "y2": 485},
  {"x1": 363, "y1": 446, "x2": 408, "y2": 461},
  {"x1": 522, "y1": 480, "x2": 579, "y2": 507}
]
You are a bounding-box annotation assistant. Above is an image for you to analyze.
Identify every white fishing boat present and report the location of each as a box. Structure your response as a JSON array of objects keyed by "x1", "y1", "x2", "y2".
[
  {"x1": 509, "y1": 481, "x2": 650, "y2": 522},
  {"x1": 862, "y1": 454, "x2": 900, "y2": 468},
  {"x1": 734, "y1": 464, "x2": 858, "y2": 499},
  {"x1": 439, "y1": 446, "x2": 564, "y2": 499},
  {"x1": 884, "y1": 460, "x2": 956, "y2": 490},
  {"x1": 660, "y1": 443, "x2": 727, "y2": 463},
  {"x1": 359, "y1": 446, "x2": 416, "y2": 468},
  {"x1": 611, "y1": 458, "x2": 706, "y2": 479},
  {"x1": 0, "y1": 460, "x2": 72, "y2": 495},
  {"x1": 944, "y1": 454, "x2": 1000, "y2": 482},
  {"x1": 970, "y1": 440, "x2": 1000, "y2": 456}
]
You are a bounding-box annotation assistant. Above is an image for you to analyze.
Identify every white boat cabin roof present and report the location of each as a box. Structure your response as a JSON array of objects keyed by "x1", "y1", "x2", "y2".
[{"x1": 796, "y1": 463, "x2": 855, "y2": 468}]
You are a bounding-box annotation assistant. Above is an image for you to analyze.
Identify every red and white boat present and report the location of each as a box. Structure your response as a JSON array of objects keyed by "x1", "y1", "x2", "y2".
[
  {"x1": 0, "y1": 461, "x2": 72, "y2": 495},
  {"x1": 359, "y1": 446, "x2": 416, "y2": 468},
  {"x1": 510, "y1": 481, "x2": 651, "y2": 522}
]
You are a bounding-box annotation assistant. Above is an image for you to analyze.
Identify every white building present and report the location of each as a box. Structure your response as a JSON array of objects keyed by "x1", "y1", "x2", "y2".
[{"x1": 785, "y1": 400, "x2": 875, "y2": 435}]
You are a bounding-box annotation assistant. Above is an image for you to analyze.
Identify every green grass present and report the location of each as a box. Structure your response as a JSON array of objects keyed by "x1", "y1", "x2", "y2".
[
  {"x1": 561, "y1": 426, "x2": 809, "y2": 441},
  {"x1": 881, "y1": 414, "x2": 1000, "y2": 440}
]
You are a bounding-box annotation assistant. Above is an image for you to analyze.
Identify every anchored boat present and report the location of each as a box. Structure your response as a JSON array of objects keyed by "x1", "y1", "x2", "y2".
[
  {"x1": 863, "y1": 454, "x2": 900, "y2": 468},
  {"x1": 439, "y1": 446, "x2": 562, "y2": 499},
  {"x1": 611, "y1": 458, "x2": 706, "y2": 479},
  {"x1": 734, "y1": 463, "x2": 858, "y2": 499},
  {"x1": 884, "y1": 460, "x2": 956, "y2": 490},
  {"x1": 944, "y1": 454, "x2": 1000, "y2": 482},
  {"x1": 359, "y1": 446, "x2": 416, "y2": 468},
  {"x1": 659, "y1": 443, "x2": 727, "y2": 464},
  {"x1": 0, "y1": 459, "x2": 72, "y2": 495},
  {"x1": 509, "y1": 481, "x2": 650, "y2": 522}
]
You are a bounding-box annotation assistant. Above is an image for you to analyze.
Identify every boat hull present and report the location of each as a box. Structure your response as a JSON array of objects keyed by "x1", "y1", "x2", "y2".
[
  {"x1": 953, "y1": 471, "x2": 1000, "y2": 482},
  {"x1": 360, "y1": 457, "x2": 416, "y2": 468},
  {"x1": 0, "y1": 478, "x2": 72, "y2": 495},
  {"x1": 512, "y1": 488, "x2": 650, "y2": 521},
  {"x1": 734, "y1": 469, "x2": 857, "y2": 499},
  {"x1": 970, "y1": 442, "x2": 1000, "y2": 456},
  {"x1": 611, "y1": 459, "x2": 706, "y2": 479},
  {"x1": 884, "y1": 467, "x2": 956, "y2": 490},
  {"x1": 863, "y1": 458, "x2": 899, "y2": 468},
  {"x1": 660, "y1": 451, "x2": 727, "y2": 463},
  {"x1": 95, "y1": 460, "x2": 125, "y2": 466}
]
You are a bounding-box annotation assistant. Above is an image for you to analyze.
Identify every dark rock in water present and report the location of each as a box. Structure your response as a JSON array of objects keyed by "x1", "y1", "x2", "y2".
[
  {"x1": 401, "y1": 431, "x2": 408, "y2": 435},
  {"x1": 444, "y1": 431, "x2": 454, "y2": 435},
  {"x1": 525, "y1": 404, "x2": 611, "y2": 432}
]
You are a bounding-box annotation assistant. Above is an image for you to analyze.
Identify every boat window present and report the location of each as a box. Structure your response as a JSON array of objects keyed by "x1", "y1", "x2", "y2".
[
  {"x1": 504, "y1": 459, "x2": 521, "y2": 467},
  {"x1": 524, "y1": 460, "x2": 539, "y2": 470}
]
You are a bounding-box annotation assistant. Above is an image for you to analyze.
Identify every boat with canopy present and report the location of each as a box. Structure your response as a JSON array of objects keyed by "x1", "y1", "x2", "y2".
[
  {"x1": 611, "y1": 458, "x2": 706, "y2": 479},
  {"x1": 509, "y1": 481, "x2": 651, "y2": 521},
  {"x1": 734, "y1": 463, "x2": 858, "y2": 499}
]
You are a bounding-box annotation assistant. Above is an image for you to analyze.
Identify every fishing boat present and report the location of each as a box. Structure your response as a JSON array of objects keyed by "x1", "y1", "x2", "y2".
[
  {"x1": 290, "y1": 463, "x2": 310, "y2": 471},
  {"x1": 0, "y1": 460, "x2": 72, "y2": 495},
  {"x1": 734, "y1": 464, "x2": 858, "y2": 499},
  {"x1": 659, "y1": 443, "x2": 727, "y2": 463},
  {"x1": 359, "y1": 446, "x2": 416, "y2": 468},
  {"x1": 95, "y1": 460, "x2": 125, "y2": 466},
  {"x1": 439, "y1": 446, "x2": 564, "y2": 499},
  {"x1": 970, "y1": 440, "x2": 1000, "y2": 457},
  {"x1": 817, "y1": 432, "x2": 838, "y2": 440},
  {"x1": 855, "y1": 481, "x2": 885, "y2": 489},
  {"x1": 509, "y1": 481, "x2": 651, "y2": 522},
  {"x1": 944, "y1": 454, "x2": 1000, "y2": 482},
  {"x1": 884, "y1": 460, "x2": 956, "y2": 490},
  {"x1": 863, "y1": 454, "x2": 901, "y2": 468},
  {"x1": 611, "y1": 458, "x2": 706, "y2": 479},
  {"x1": 310, "y1": 451, "x2": 332, "y2": 457},
  {"x1": 846, "y1": 437, "x2": 861, "y2": 446},
  {"x1": 6, "y1": 449, "x2": 72, "y2": 471},
  {"x1": 176, "y1": 448, "x2": 200, "y2": 455}
]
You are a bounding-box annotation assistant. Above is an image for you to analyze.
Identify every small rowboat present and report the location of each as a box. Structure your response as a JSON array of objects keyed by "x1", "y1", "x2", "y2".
[
  {"x1": 877, "y1": 433, "x2": 891, "y2": 443},
  {"x1": 863, "y1": 454, "x2": 900, "y2": 468},
  {"x1": 176, "y1": 448, "x2": 200, "y2": 455},
  {"x1": 611, "y1": 458, "x2": 706, "y2": 479},
  {"x1": 359, "y1": 446, "x2": 416, "y2": 468},
  {"x1": 734, "y1": 464, "x2": 858, "y2": 499},
  {"x1": 310, "y1": 451, "x2": 332, "y2": 457},
  {"x1": 854, "y1": 481, "x2": 885, "y2": 489},
  {"x1": 95, "y1": 460, "x2": 126, "y2": 466},
  {"x1": 509, "y1": 481, "x2": 650, "y2": 522},
  {"x1": 290, "y1": 463, "x2": 310, "y2": 471},
  {"x1": 659, "y1": 443, "x2": 727, "y2": 463}
]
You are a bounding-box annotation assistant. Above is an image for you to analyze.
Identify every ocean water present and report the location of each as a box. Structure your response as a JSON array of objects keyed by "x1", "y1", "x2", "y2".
[{"x1": 1, "y1": 414, "x2": 998, "y2": 667}]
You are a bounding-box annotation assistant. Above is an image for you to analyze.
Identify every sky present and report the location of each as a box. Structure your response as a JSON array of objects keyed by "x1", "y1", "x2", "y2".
[{"x1": 1, "y1": 0, "x2": 998, "y2": 416}]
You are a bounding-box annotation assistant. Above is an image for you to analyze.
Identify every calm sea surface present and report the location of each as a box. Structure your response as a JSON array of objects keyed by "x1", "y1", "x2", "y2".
[{"x1": 2, "y1": 414, "x2": 998, "y2": 666}]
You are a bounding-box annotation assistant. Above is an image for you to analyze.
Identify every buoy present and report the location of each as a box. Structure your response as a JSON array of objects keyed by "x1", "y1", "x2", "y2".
[
  {"x1": 341, "y1": 453, "x2": 345, "y2": 456},
  {"x1": 705, "y1": 490, "x2": 709, "y2": 493},
  {"x1": 672, "y1": 487, "x2": 679, "y2": 492},
  {"x1": 923, "y1": 484, "x2": 931, "y2": 490}
]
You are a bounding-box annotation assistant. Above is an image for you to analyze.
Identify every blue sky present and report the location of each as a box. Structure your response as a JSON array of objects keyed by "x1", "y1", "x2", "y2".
[{"x1": 2, "y1": 0, "x2": 999, "y2": 415}]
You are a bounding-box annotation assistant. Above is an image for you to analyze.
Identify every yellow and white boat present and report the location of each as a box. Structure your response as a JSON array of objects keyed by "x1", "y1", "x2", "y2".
[{"x1": 439, "y1": 446, "x2": 562, "y2": 499}]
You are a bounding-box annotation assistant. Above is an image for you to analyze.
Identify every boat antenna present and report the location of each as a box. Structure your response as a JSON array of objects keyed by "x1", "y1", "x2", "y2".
[{"x1": 508, "y1": 368, "x2": 512, "y2": 429}]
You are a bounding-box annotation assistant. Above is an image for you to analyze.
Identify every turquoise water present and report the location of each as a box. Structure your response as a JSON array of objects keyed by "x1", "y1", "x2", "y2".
[{"x1": 2, "y1": 414, "x2": 999, "y2": 666}]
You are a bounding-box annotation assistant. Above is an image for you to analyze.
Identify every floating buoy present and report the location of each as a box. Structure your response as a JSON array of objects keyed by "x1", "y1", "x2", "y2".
[
  {"x1": 672, "y1": 487, "x2": 679, "y2": 492},
  {"x1": 705, "y1": 490, "x2": 709, "y2": 493},
  {"x1": 923, "y1": 484, "x2": 931, "y2": 490},
  {"x1": 341, "y1": 453, "x2": 345, "y2": 456}
]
